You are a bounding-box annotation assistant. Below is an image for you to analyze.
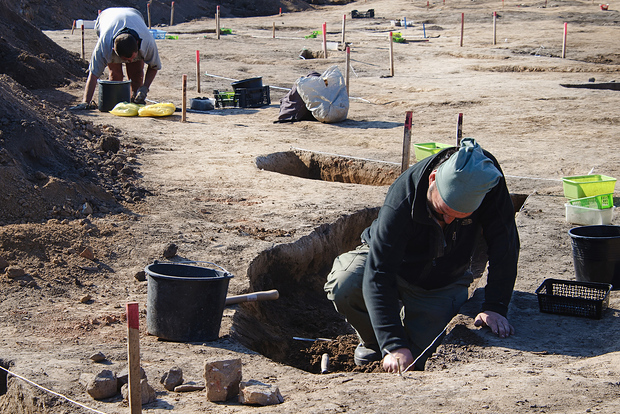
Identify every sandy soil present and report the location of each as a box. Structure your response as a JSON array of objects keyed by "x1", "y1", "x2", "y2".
[{"x1": 2, "y1": 0, "x2": 620, "y2": 412}]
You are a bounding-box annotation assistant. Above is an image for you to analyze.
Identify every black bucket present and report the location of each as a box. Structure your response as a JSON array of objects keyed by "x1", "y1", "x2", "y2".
[
  {"x1": 145, "y1": 261, "x2": 234, "y2": 341},
  {"x1": 569, "y1": 225, "x2": 620, "y2": 289},
  {"x1": 98, "y1": 80, "x2": 131, "y2": 112},
  {"x1": 231, "y1": 77, "x2": 263, "y2": 91}
]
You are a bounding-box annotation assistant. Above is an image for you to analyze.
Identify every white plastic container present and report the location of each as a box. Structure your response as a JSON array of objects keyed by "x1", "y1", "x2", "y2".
[
  {"x1": 75, "y1": 19, "x2": 96, "y2": 29},
  {"x1": 565, "y1": 204, "x2": 614, "y2": 226}
]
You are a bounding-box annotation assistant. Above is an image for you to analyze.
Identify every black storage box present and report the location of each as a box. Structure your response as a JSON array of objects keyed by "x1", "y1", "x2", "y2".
[
  {"x1": 535, "y1": 278, "x2": 612, "y2": 319},
  {"x1": 213, "y1": 86, "x2": 270, "y2": 108}
]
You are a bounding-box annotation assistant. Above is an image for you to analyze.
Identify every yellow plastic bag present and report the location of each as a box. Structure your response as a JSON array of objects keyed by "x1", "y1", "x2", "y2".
[
  {"x1": 109, "y1": 102, "x2": 141, "y2": 117},
  {"x1": 138, "y1": 102, "x2": 176, "y2": 117}
]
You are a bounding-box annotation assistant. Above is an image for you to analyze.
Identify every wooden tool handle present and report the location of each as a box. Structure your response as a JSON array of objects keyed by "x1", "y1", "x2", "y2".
[{"x1": 225, "y1": 289, "x2": 279, "y2": 305}]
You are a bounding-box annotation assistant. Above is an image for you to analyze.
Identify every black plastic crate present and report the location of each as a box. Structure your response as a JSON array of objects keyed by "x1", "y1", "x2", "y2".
[
  {"x1": 236, "y1": 86, "x2": 270, "y2": 108},
  {"x1": 535, "y1": 278, "x2": 612, "y2": 319},
  {"x1": 213, "y1": 86, "x2": 270, "y2": 109}
]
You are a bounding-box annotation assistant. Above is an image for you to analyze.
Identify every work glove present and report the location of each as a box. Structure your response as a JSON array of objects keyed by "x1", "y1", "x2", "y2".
[
  {"x1": 133, "y1": 86, "x2": 149, "y2": 104},
  {"x1": 69, "y1": 101, "x2": 97, "y2": 110}
]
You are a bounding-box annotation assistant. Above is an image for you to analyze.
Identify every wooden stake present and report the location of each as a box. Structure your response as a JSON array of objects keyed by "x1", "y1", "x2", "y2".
[
  {"x1": 147, "y1": 2, "x2": 152, "y2": 30},
  {"x1": 562, "y1": 22, "x2": 567, "y2": 59},
  {"x1": 182, "y1": 74, "x2": 187, "y2": 122},
  {"x1": 493, "y1": 11, "x2": 497, "y2": 45},
  {"x1": 401, "y1": 111, "x2": 413, "y2": 173},
  {"x1": 196, "y1": 51, "x2": 201, "y2": 93},
  {"x1": 170, "y1": 1, "x2": 175, "y2": 26},
  {"x1": 216, "y1": 6, "x2": 221, "y2": 40},
  {"x1": 345, "y1": 46, "x2": 350, "y2": 95},
  {"x1": 81, "y1": 24, "x2": 85, "y2": 60},
  {"x1": 389, "y1": 32, "x2": 394, "y2": 77},
  {"x1": 126, "y1": 302, "x2": 141, "y2": 414},
  {"x1": 460, "y1": 13, "x2": 464, "y2": 47},
  {"x1": 341, "y1": 14, "x2": 346, "y2": 46},
  {"x1": 273, "y1": 22, "x2": 276, "y2": 38},
  {"x1": 71, "y1": 20, "x2": 75, "y2": 35},
  {"x1": 456, "y1": 113, "x2": 463, "y2": 146},
  {"x1": 322, "y1": 22, "x2": 327, "y2": 58}
]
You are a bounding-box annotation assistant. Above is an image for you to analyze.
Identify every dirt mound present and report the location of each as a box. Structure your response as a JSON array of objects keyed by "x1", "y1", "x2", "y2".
[
  {"x1": 0, "y1": 1, "x2": 86, "y2": 89},
  {"x1": 7, "y1": 0, "x2": 351, "y2": 31},
  {"x1": 0, "y1": 74, "x2": 147, "y2": 225}
]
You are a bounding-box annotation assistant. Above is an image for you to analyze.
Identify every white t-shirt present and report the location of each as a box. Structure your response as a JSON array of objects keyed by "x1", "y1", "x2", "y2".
[{"x1": 88, "y1": 7, "x2": 162, "y2": 78}]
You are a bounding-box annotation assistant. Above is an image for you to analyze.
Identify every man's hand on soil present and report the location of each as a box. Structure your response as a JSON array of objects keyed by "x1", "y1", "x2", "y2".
[
  {"x1": 382, "y1": 347, "x2": 413, "y2": 374},
  {"x1": 474, "y1": 311, "x2": 515, "y2": 338},
  {"x1": 133, "y1": 86, "x2": 149, "y2": 104}
]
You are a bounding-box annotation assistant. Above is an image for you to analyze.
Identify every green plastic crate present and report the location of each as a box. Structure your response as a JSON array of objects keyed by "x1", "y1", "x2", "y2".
[
  {"x1": 562, "y1": 175, "x2": 616, "y2": 199},
  {"x1": 414, "y1": 142, "x2": 452, "y2": 161},
  {"x1": 567, "y1": 193, "x2": 614, "y2": 209}
]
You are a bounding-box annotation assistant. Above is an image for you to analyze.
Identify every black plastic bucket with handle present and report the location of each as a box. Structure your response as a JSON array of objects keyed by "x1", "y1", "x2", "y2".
[
  {"x1": 569, "y1": 225, "x2": 620, "y2": 289},
  {"x1": 145, "y1": 261, "x2": 234, "y2": 341},
  {"x1": 98, "y1": 80, "x2": 131, "y2": 112}
]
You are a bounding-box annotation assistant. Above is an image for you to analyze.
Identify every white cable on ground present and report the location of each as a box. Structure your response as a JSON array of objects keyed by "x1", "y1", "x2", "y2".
[{"x1": 0, "y1": 365, "x2": 107, "y2": 414}]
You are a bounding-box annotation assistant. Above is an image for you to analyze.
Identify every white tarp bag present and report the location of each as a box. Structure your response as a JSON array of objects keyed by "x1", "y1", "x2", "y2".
[{"x1": 295, "y1": 65, "x2": 349, "y2": 123}]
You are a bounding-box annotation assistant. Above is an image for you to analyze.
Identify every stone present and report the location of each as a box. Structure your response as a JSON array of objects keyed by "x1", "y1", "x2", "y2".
[
  {"x1": 162, "y1": 243, "x2": 178, "y2": 258},
  {"x1": 204, "y1": 358, "x2": 242, "y2": 402},
  {"x1": 0, "y1": 256, "x2": 8, "y2": 270},
  {"x1": 174, "y1": 381, "x2": 205, "y2": 392},
  {"x1": 117, "y1": 366, "x2": 147, "y2": 389},
  {"x1": 79, "y1": 247, "x2": 95, "y2": 261},
  {"x1": 99, "y1": 135, "x2": 120, "y2": 153},
  {"x1": 134, "y1": 270, "x2": 146, "y2": 282},
  {"x1": 5, "y1": 266, "x2": 25, "y2": 279},
  {"x1": 89, "y1": 351, "x2": 106, "y2": 362},
  {"x1": 81, "y1": 202, "x2": 93, "y2": 215},
  {"x1": 86, "y1": 369, "x2": 118, "y2": 400},
  {"x1": 239, "y1": 380, "x2": 284, "y2": 406},
  {"x1": 160, "y1": 366, "x2": 183, "y2": 391},
  {"x1": 121, "y1": 378, "x2": 156, "y2": 405},
  {"x1": 80, "y1": 294, "x2": 92, "y2": 303}
]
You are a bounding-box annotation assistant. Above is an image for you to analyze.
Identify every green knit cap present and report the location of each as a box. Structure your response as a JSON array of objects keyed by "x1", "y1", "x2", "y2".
[{"x1": 435, "y1": 138, "x2": 502, "y2": 213}]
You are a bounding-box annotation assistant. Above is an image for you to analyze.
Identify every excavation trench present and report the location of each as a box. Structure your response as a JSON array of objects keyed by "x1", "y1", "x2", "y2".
[
  {"x1": 236, "y1": 152, "x2": 528, "y2": 373},
  {"x1": 255, "y1": 149, "x2": 401, "y2": 186}
]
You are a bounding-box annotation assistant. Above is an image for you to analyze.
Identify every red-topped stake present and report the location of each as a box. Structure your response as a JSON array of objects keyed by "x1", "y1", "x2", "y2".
[
  {"x1": 196, "y1": 51, "x2": 201, "y2": 93},
  {"x1": 126, "y1": 302, "x2": 141, "y2": 413}
]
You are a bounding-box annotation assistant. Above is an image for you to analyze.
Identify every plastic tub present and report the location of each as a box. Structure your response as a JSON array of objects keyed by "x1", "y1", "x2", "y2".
[
  {"x1": 562, "y1": 174, "x2": 616, "y2": 199},
  {"x1": 231, "y1": 77, "x2": 263, "y2": 91},
  {"x1": 145, "y1": 261, "x2": 234, "y2": 341},
  {"x1": 569, "y1": 225, "x2": 620, "y2": 289},
  {"x1": 414, "y1": 142, "x2": 452, "y2": 161},
  {"x1": 149, "y1": 29, "x2": 167, "y2": 39},
  {"x1": 190, "y1": 97, "x2": 214, "y2": 111},
  {"x1": 76, "y1": 19, "x2": 96, "y2": 29},
  {"x1": 565, "y1": 204, "x2": 614, "y2": 225},
  {"x1": 568, "y1": 193, "x2": 613, "y2": 209},
  {"x1": 97, "y1": 80, "x2": 131, "y2": 112}
]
